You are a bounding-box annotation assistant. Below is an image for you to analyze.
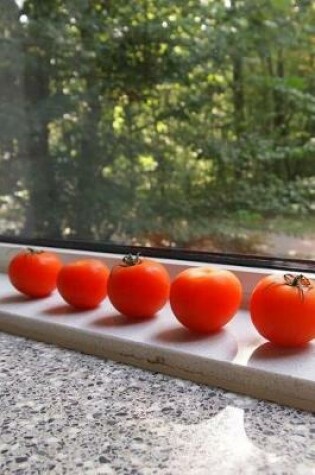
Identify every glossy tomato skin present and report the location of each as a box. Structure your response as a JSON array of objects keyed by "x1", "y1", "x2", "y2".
[
  {"x1": 170, "y1": 267, "x2": 242, "y2": 333},
  {"x1": 250, "y1": 275, "x2": 315, "y2": 347},
  {"x1": 8, "y1": 250, "x2": 63, "y2": 298},
  {"x1": 108, "y1": 259, "x2": 170, "y2": 318},
  {"x1": 57, "y1": 259, "x2": 109, "y2": 309}
]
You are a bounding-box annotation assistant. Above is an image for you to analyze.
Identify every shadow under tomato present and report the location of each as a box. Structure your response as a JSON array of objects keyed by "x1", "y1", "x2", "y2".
[
  {"x1": 151, "y1": 325, "x2": 238, "y2": 362},
  {"x1": 247, "y1": 340, "x2": 315, "y2": 384},
  {"x1": 0, "y1": 294, "x2": 32, "y2": 304},
  {"x1": 154, "y1": 326, "x2": 215, "y2": 344},
  {"x1": 249, "y1": 341, "x2": 313, "y2": 361},
  {"x1": 43, "y1": 304, "x2": 90, "y2": 317},
  {"x1": 91, "y1": 313, "x2": 157, "y2": 327}
]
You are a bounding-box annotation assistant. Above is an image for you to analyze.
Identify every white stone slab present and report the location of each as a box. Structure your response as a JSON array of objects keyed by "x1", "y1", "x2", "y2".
[{"x1": 0, "y1": 273, "x2": 314, "y2": 412}]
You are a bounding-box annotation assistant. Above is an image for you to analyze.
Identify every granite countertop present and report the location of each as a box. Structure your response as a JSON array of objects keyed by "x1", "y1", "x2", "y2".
[{"x1": 0, "y1": 332, "x2": 314, "y2": 475}]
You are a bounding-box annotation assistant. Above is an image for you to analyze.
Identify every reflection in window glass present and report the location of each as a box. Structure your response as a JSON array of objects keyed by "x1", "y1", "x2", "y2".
[{"x1": 0, "y1": 1, "x2": 314, "y2": 260}]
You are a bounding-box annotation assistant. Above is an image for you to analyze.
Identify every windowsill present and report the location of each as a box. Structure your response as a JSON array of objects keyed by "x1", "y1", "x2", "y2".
[{"x1": 0, "y1": 243, "x2": 314, "y2": 412}]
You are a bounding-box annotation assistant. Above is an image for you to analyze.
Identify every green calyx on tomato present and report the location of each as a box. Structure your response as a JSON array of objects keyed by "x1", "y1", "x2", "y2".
[
  {"x1": 284, "y1": 273, "x2": 312, "y2": 289},
  {"x1": 283, "y1": 273, "x2": 312, "y2": 299},
  {"x1": 26, "y1": 247, "x2": 44, "y2": 255},
  {"x1": 122, "y1": 253, "x2": 142, "y2": 267}
]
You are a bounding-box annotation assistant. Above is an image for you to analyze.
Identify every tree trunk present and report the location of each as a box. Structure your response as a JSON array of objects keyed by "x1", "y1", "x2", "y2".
[
  {"x1": 21, "y1": 2, "x2": 62, "y2": 238},
  {"x1": 230, "y1": 0, "x2": 245, "y2": 139},
  {"x1": 23, "y1": 45, "x2": 61, "y2": 238},
  {"x1": 73, "y1": 90, "x2": 101, "y2": 239},
  {"x1": 72, "y1": 9, "x2": 102, "y2": 239},
  {"x1": 273, "y1": 49, "x2": 287, "y2": 136}
]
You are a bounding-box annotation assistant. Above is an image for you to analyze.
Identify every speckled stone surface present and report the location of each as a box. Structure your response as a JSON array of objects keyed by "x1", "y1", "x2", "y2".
[{"x1": 0, "y1": 332, "x2": 314, "y2": 475}]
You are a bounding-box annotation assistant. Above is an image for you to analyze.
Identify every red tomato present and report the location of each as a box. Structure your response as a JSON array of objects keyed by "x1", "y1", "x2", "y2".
[
  {"x1": 170, "y1": 267, "x2": 242, "y2": 333},
  {"x1": 107, "y1": 254, "x2": 170, "y2": 318},
  {"x1": 250, "y1": 273, "x2": 315, "y2": 347},
  {"x1": 8, "y1": 248, "x2": 63, "y2": 298},
  {"x1": 57, "y1": 259, "x2": 109, "y2": 309}
]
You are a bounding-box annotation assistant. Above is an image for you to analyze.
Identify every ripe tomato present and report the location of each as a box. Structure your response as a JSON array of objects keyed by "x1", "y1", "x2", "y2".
[
  {"x1": 8, "y1": 248, "x2": 63, "y2": 298},
  {"x1": 57, "y1": 259, "x2": 109, "y2": 309},
  {"x1": 170, "y1": 267, "x2": 242, "y2": 333},
  {"x1": 250, "y1": 273, "x2": 315, "y2": 347},
  {"x1": 107, "y1": 254, "x2": 170, "y2": 318}
]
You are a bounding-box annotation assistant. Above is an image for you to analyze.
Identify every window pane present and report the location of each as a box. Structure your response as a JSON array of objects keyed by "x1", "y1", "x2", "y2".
[{"x1": 1, "y1": 0, "x2": 314, "y2": 261}]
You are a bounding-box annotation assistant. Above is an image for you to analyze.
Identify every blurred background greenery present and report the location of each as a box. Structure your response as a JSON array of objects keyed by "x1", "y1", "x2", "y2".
[{"x1": 0, "y1": 0, "x2": 314, "y2": 259}]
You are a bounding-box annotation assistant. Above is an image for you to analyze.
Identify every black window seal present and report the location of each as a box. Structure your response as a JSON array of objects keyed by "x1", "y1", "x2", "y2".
[{"x1": 0, "y1": 235, "x2": 314, "y2": 273}]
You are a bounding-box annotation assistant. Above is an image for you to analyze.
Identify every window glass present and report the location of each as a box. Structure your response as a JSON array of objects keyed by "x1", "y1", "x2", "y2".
[{"x1": 0, "y1": 0, "x2": 314, "y2": 261}]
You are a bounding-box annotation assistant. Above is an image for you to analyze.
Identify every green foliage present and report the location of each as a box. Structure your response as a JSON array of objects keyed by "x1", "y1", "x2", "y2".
[{"x1": 0, "y1": 0, "x2": 314, "y2": 248}]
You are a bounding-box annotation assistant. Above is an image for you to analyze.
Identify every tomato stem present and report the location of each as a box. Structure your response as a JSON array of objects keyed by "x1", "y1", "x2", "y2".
[
  {"x1": 283, "y1": 273, "x2": 312, "y2": 301},
  {"x1": 26, "y1": 247, "x2": 43, "y2": 255},
  {"x1": 122, "y1": 253, "x2": 141, "y2": 267},
  {"x1": 283, "y1": 273, "x2": 311, "y2": 288}
]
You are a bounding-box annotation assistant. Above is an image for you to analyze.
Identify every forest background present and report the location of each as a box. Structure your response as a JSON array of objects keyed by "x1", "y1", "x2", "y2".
[{"x1": 0, "y1": 0, "x2": 314, "y2": 259}]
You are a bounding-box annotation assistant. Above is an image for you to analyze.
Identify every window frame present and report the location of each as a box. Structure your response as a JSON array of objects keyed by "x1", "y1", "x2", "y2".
[{"x1": 0, "y1": 235, "x2": 314, "y2": 272}]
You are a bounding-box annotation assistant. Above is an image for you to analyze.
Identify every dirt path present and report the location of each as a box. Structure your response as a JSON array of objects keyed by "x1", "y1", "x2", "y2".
[{"x1": 253, "y1": 232, "x2": 315, "y2": 260}]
